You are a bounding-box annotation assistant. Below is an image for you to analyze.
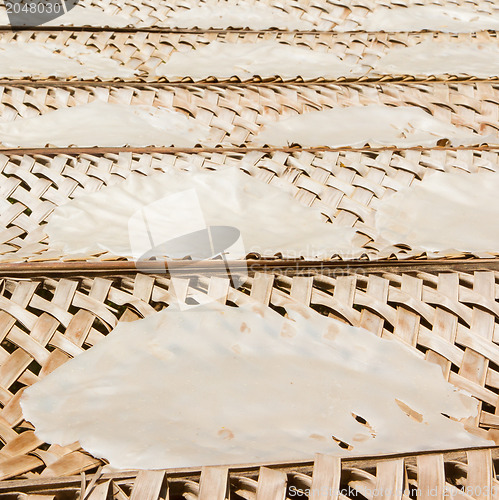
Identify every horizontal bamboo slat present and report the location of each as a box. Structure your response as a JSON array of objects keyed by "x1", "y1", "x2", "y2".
[
  {"x1": 0, "y1": 270, "x2": 497, "y2": 480},
  {"x1": 1, "y1": 0, "x2": 498, "y2": 30},
  {"x1": 0, "y1": 147, "x2": 498, "y2": 263},
  {"x1": 0, "y1": 447, "x2": 497, "y2": 499},
  {"x1": 0, "y1": 31, "x2": 498, "y2": 82}
]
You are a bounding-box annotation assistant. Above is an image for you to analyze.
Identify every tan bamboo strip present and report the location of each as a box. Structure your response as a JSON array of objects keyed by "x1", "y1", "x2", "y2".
[
  {"x1": 466, "y1": 449, "x2": 493, "y2": 500},
  {"x1": 0, "y1": 31, "x2": 498, "y2": 83},
  {"x1": 417, "y1": 454, "x2": 445, "y2": 500},
  {"x1": 0, "y1": 271, "x2": 496, "y2": 480},
  {"x1": 1, "y1": 147, "x2": 498, "y2": 264},
  {"x1": 198, "y1": 466, "x2": 229, "y2": 500},
  {"x1": 129, "y1": 470, "x2": 167, "y2": 500},
  {"x1": 373, "y1": 459, "x2": 405, "y2": 500},
  {"x1": 310, "y1": 454, "x2": 341, "y2": 500},
  {"x1": 85, "y1": 480, "x2": 112, "y2": 500},
  {"x1": 1, "y1": 0, "x2": 499, "y2": 31},
  {"x1": 255, "y1": 467, "x2": 287, "y2": 500},
  {"x1": 1, "y1": 145, "x2": 499, "y2": 155}
]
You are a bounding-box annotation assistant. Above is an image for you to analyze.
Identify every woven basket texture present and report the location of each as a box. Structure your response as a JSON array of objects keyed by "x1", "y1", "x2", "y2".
[
  {"x1": 0, "y1": 82, "x2": 498, "y2": 148},
  {"x1": 1, "y1": 0, "x2": 498, "y2": 30},
  {"x1": 0, "y1": 448, "x2": 497, "y2": 499},
  {"x1": 0, "y1": 148, "x2": 498, "y2": 263},
  {"x1": 0, "y1": 31, "x2": 497, "y2": 82},
  {"x1": 0, "y1": 270, "x2": 496, "y2": 483},
  {"x1": 0, "y1": 0, "x2": 499, "y2": 495}
]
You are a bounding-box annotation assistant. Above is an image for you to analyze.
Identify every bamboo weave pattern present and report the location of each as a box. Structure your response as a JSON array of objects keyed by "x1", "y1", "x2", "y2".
[
  {"x1": 1, "y1": 0, "x2": 498, "y2": 30},
  {"x1": 0, "y1": 148, "x2": 498, "y2": 263},
  {"x1": 0, "y1": 271, "x2": 496, "y2": 480},
  {"x1": 0, "y1": 31, "x2": 497, "y2": 82}
]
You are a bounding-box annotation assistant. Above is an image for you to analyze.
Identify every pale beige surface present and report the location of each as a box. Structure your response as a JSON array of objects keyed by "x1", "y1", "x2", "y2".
[
  {"x1": 254, "y1": 105, "x2": 488, "y2": 148},
  {"x1": 359, "y1": 5, "x2": 499, "y2": 32},
  {"x1": 157, "y1": 40, "x2": 363, "y2": 80},
  {"x1": 161, "y1": 1, "x2": 313, "y2": 29},
  {"x1": 21, "y1": 301, "x2": 488, "y2": 470},
  {"x1": 374, "y1": 40, "x2": 499, "y2": 77},
  {"x1": 0, "y1": 100, "x2": 210, "y2": 148},
  {"x1": 0, "y1": 41, "x2": 136, "y2": 79},
  {"x1": 43, "y1": 5, "x2": 132, "y2": 27},
  {"x1": 45, "y1": 168, "x2": 360, "y2": 260},
  {"x1": 375, "y1": 171, "x2": 499, "y2": 253}
]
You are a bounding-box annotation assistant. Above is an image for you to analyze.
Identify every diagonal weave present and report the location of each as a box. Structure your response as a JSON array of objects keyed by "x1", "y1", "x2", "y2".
[
  {"x1": 0, "y1": 30, "x2": 497, "y2": 82},
  {"x1": 1, "y1": 0, "x2": 498, "y2": 30},
  {"x1": 0, "y1": 82, "x2": 498, "y2": 147},
  {"x1": 0, "y1": 148, "x2": 498, "y2": 263},
  {"x1": 0, "y1": 270, "x2": 497, "y2": 480}
]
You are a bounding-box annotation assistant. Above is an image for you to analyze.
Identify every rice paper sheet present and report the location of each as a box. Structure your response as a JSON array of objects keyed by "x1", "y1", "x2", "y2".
[
  {"x1": 375, "y1": 171, "x2": 499, "y2": 253},
  {"x1": 254, "y1": 105, "x2": 490, "y2": 148},
  {"x1": 374, "y1": 41, "x2": 499, "y2": 78},
  {"x1": 21, "y1": 300, "x2": 490, "y2": 470},
  {"x1": 45, "y1": 168, "x2": 361, "y2": 260},
  {"x1": 161, "y1": 1, "x2": 313, "y2": 29},
  {"x1": 0, "y1": 42, "x2": 136, "y2": 79},
  {"x1": 157, "y1": 40, "x2": 363, "y2": 80},
  {"x1": 0, "y1": 101, "x2": 210, "y2": 148},
  {"x1": 358, "y1": 5, "x2": 499, "y2": 32},
  {"x1": 42, "y1": 5, "x2": 132, "y2": 27}
]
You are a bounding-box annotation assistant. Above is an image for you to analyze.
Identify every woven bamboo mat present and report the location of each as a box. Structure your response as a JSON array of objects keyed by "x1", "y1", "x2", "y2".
[
  {"x1": 0, "y1": 31, "x2": 498, "y2": 83},
  {"x1": 0, "y1": 82, "x2": 498, "y2": 147},
  {"x1": 0, "y1": 270, "x2": 497, "y2": 481},
  {"x1": 1, "y1": 0, "x2": 499, "y2": 494},
  {"x1": 1, "y1": 0, "x2": 498, "y2": 30},
  {"x1": 0, "y1": 448, "x2": 497, "y2": 499},
  {"x1": 0, "y1": 147, "x2": 497, "y2": 263}
]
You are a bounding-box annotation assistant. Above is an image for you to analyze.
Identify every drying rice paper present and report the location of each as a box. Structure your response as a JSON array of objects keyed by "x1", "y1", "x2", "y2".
[
  {"x1": 155, "y1": 39, "x2": 499, "y2": 80},
  {"x1": 254, "y1": 105, "x2": 489, "y2": 148},
  {"x1": 0, "y1": 101, "x2": 490, "y2": 149},
  {"x1": 45, "y1": 168, "x2": 360, "y2": 260},
  {"x1": 42, "y1": 5, "x2": 132, "y2": 27},
  {"x1": 0, "y1": 101, "x2": 210, "y2": 148},
  {"x1": 157, "y1": 41, "x2": 363, "y2": 80},
  {"x1": 21, "y1": 300, "x2": 490, "y2": 470},
  {"x1": 162, "y1": 1, "x2": 313, "y2": 29},
  {"x1": 0, "y1": 42, "x2": 136, "y2": 79},
  {"x1": 375, "y1": 171, "x2": 499, "y2": 253},
  {"x1": 359, "y1": 5, "x2": 499, "y2": 32},
  {"x1": 374, "y1": 41, "x2": 499, "y2": 78}
]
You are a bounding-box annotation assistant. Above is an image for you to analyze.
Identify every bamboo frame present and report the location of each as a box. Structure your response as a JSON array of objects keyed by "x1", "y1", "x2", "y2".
[
  {"x1": 1, "y1": 147, "x2": 498, "y2": 263},
  {"x1": 0, "y1": 82, "x2": 497, "y2": 151},
  {"x1": 1, "y1": 1, "x2": 499, "y2": 495},
  {"x1": 0, "y1": 447, "x2": 497, "y2": 499},
  {"x1": 1, "y1": 0, "x2": 499, "y2": 31},
  {"x1": 0, "y1": 269, "x2": 497, "y2": 481},
  {"x1": 0, "y1": 31, "x2": 497, "y2": 83}
]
